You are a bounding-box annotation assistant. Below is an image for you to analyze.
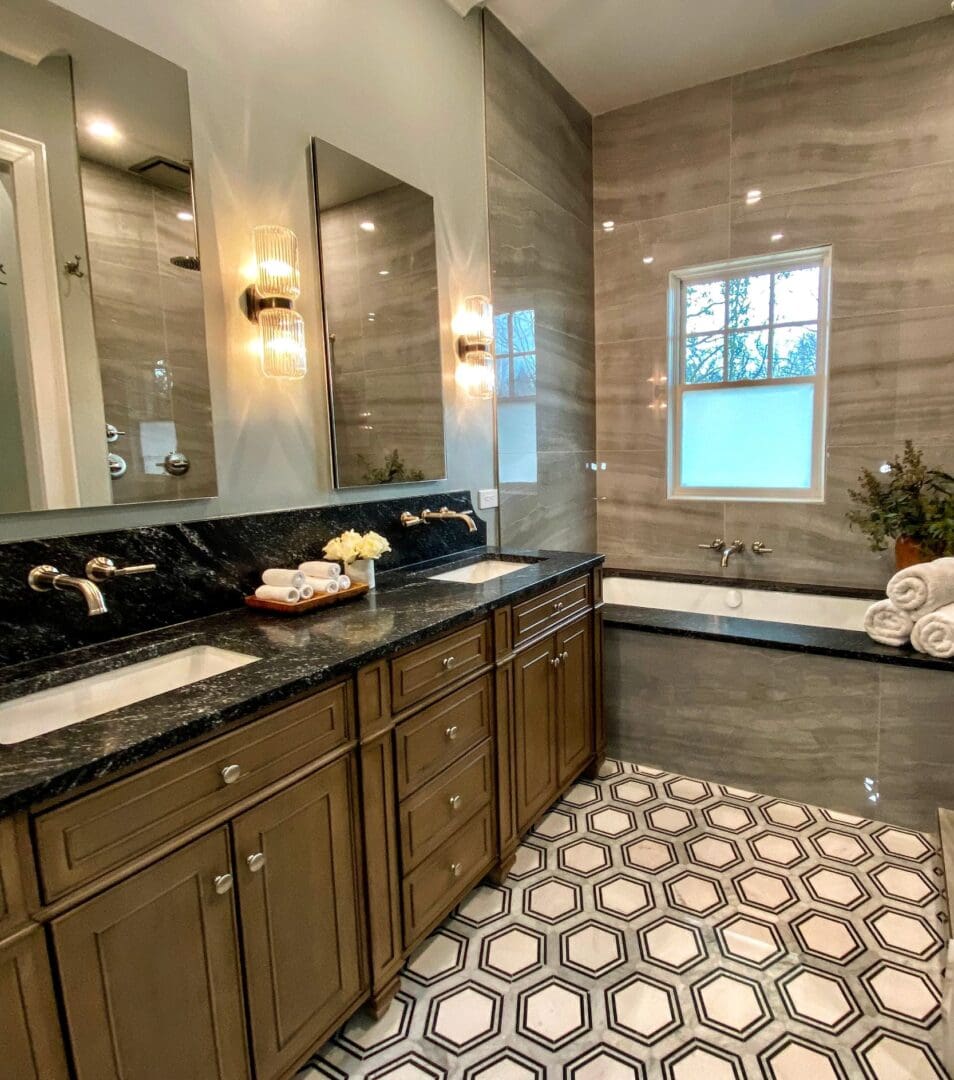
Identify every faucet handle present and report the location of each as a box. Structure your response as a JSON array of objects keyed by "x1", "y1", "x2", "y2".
[
  {"x1": 85, "y1": 556, "x2": 157, "y2": 582},
  {"x1": 400, "y1": 511, "x2": 424, "y2": 527},
  {"x1": 751, "y1": 540, "x2": 773, "y2": 555},
  {"x1": 698, "y1": 538, "x2": 725, "y2": 550}
]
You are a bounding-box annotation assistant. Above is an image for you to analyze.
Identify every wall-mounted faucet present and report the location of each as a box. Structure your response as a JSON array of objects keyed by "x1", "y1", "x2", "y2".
[
  {"x1": 697, "y1": 537, "x2": 746, "y2": 568},
  {"x1": 420, "y1": 507, "x2": 478, "y2": 533},
  {"x1": 28, "y1": 556, "x2": 157, "y2": 616}
]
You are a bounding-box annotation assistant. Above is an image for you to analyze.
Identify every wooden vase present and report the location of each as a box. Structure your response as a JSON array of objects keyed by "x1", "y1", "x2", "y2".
[{"x1": 895, "y1": 537, "x2": 932, "y2": 570}]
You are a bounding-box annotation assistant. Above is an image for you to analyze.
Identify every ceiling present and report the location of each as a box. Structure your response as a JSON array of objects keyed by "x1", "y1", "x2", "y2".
[{"x1": 449, "y1": 0, "x2": 947, "y2": 115}]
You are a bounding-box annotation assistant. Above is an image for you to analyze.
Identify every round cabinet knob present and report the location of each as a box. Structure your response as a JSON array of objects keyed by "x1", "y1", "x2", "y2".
[
  {"x1": 561, "y1": 651, "x2": 569, "y2": 663},
  {"x1": 221, "y1": 763, "x2": 242, "y2": 785},
  {"x1": 442, "y1": 655, "x2": 456, "y2": 670},
  {"x1": 246, "y1": 852, "x2": 266, "y2": 873},
  {"x1": 551, "y1": 656, "x2": 561, "y2": 668},
  {"x1": 553, "y1": 601, "x2": 564, "y2": 612},
  {"x1": 213, "y1": 873, "x2": 233, "y2": 895},
  {"x1": 445, "y1": 725, "x2": 459, "y2": 741},
  {"x1": 450, "y1": 862, "x2": 463, "y2": 878},
  {"x1": 449, "y1": 794, "x2": 462, "y2": 811}
]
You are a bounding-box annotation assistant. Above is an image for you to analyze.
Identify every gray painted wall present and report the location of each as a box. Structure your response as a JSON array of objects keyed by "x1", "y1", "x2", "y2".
[{"x1": 593, "y1": 18, "x2": 954, "y2": 589}]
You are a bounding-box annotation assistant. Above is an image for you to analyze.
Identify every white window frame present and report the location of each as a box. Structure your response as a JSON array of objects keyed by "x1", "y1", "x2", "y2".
[{"x1": 667, "y1": 246, "x2": 832, "y2": 503}]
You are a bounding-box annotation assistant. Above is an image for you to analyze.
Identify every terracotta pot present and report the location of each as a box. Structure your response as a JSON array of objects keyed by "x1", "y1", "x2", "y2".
[{"x1": 895, "y1": 537, "x2": 933, "y2": 571}]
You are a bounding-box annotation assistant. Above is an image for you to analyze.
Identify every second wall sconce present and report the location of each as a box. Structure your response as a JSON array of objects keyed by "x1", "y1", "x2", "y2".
[
  {"x1": 244, "y1": 225, "x2": 307, "y2": 379},
  {"x1": 455, "y1": 294, "x2": 495, "y2": 399}
]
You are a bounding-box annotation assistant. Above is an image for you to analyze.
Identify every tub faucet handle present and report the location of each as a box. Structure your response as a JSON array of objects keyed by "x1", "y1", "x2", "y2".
[
  {"x1": 698, "y1": 538, "x2": 725, "y2": 550},
  {"x1": 752, "y1": 540, "x2": 773, "y2": 555}
]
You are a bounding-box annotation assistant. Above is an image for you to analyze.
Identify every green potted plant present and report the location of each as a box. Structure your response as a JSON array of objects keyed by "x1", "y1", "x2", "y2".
[{"x1": 847, "y1": 441, "x2": 954, "y2": 569}]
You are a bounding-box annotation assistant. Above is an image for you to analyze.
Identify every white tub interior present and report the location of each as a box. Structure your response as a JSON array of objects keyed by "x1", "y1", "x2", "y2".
[{"x1": 603, "y1": 576, "x2": 871, "y2": 632}]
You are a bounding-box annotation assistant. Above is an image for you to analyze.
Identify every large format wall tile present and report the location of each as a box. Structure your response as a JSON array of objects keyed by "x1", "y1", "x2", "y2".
[
  {"x1": 594, "y1": 79, "x2": 731, "y2": 224},
  {"x1": 606, "y1": 630, "x2": 880, "y2": 818},
  {"x1": 499, "y1": 451, "x2": 596, "y2": 551},
  {"x1": 597, "y1": 451, "x2": 725, "y2": 572},
  {"x1": 596, "y1": 339, "x2": 668, "y2": 455},
  {"x1": 732, "y1": 18, "x2": 954, "y2": 200},
  {"x1": 535, "y1": 324, "x2": 596, "y2": 455},
  {"x1": 828, "y1": 307, "x2": 954, "y2": 448},
  {"x1": 730, "y1": 162, "x2": 954, "y2": 319},
  {"x1": 879, "y1": 665, "x2": 954, "y2": 831},
  {"x1": 595, "y1": 205, "x2": 729, "y2": 344},
  {"x1": 484, "y1": 12, "x2": 592, "y2": 224},
  {"x1": 488, "y1": 159, "x2": 595, "y2": 345}
]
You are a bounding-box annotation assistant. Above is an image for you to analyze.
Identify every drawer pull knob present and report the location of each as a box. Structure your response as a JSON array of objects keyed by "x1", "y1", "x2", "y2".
[
  {"x1": 445, "y1": 725, "x2": 459, "y2": 741},
  {"x1": 449, "y1": 794, "x2": 462, "y2": 811},
  {"x1": 442, "y1": 655, "x2": 456, "y2": 670},
  {"x1": 213, "y1": 873, "x2": 233, "y2": 895},
  {"x1": 450, "y1": 862, "x2": 463, "y2": 878},
  {"x1": 561, "y1": 651, "x2": 569, "y2": 662},
  {"x1": 247, "y1": 852, "x2": 266, "y2": 873},
  {"x1": 551, "y1": 656, "x2": 561, "y2": 668},
  {"x1": 553, "y1": 601, "x2": 565, "y2": 612},
  {"x1": 221, "y1": 763, "x2": 242, "y2": 785}
]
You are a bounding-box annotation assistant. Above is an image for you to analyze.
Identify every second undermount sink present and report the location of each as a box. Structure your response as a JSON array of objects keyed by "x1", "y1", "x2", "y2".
[
  {"x1": 0, "y1": 645, "x2": 259, "y2": 745},
  {"x1": 428, "y1": 559, "x2": 532, "y2": 585}
]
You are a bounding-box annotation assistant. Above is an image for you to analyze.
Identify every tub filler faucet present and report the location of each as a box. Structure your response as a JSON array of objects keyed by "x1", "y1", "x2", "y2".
[{"x1": 698, "y1": 537, "x2": 746, "y2": 568}]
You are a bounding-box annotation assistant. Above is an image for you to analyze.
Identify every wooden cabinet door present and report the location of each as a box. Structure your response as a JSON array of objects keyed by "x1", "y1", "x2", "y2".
[
  {"x1": 0, "y1": 927, "x2": 69, "y2": 1080},
  {"x1": 52, "y1": 829, "x2": 249, "y2": 1080},
  {"x1": 513, "y1": 635, "x2": 559, "y2": 834},
  {"x1": 556, "y1": 616, "x2": 594, "y2": 786},
  {"x1": 234, "y1": 757, "x2": 366, "y2": 1080}
]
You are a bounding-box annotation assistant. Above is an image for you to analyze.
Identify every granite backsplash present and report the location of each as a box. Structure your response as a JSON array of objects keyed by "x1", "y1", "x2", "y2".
[{"x1": 0, "y1": 491, "x2": 486, "y2": 667}]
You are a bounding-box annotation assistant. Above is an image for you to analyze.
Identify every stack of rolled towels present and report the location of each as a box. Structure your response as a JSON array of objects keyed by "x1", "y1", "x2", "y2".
[
  {"x1": 253, "y1": 561, "x2": 352, "y2": 606},
  {"x1": 864, "y1": 557, "x2": 954, "y2": 658}
]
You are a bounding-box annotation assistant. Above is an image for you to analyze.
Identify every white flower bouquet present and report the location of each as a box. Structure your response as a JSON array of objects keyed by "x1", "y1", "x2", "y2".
[{"x1": 322, "y1": 530, "x2": 391, "y2": 589}]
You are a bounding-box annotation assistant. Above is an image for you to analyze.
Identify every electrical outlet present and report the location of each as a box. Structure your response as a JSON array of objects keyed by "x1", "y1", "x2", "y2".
[{"x1": 477, "y1": 488, "x2": 499, "y2": 509}]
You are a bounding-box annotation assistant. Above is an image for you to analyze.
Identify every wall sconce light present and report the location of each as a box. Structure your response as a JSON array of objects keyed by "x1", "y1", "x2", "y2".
[
  {"x1": 455, "y1": 295, "x2": 494, "y2": 399},
  {"x1": 244, "y1": 225, "x2": 307, "y2": 379}
]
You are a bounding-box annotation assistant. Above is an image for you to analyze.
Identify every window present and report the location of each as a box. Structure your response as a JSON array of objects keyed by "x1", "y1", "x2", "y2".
[
  {"x1": 495, "y1": 309, "x2": 538, "y2": 484},
  {"x1": 668, "y1": 247, "x2": 831, "y2": 501}
]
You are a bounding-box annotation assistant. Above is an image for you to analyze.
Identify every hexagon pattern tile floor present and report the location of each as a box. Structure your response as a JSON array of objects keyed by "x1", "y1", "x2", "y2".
[{"x1": 301, "y1": 760, "x2": 950, "y2": 1079}]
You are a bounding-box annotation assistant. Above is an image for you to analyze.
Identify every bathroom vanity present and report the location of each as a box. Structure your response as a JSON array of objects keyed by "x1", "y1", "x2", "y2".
[{"x1": 0, "y1": 552, "x2": 604, "y2": 1080}]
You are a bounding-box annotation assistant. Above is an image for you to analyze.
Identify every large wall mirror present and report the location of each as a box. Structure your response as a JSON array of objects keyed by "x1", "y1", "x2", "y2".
[
  {"x1": 312, "y1": 138, "x2": 446, "y2": 489},
  {"x1": 0, "y1": 0, "x2": 216, "y2": 514}
]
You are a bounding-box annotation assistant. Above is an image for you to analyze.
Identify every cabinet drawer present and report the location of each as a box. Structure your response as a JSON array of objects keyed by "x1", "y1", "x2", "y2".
[
  {"x1": 35, "y1": 682, "x2": 352, "y2": 901},
  {"x1": 390, "y1": 620, "x2": 490, "y2": 713},
  {"x1": 395, "y1": 674, "x2": 493, "y2": 798},
  {"x1": 512, "y1": 577, "x2": 590, "y2": 648},
  {"x1": 400, "y1": 741, "x2": 494, "y2": 871},
  {"x1": 402, "y1": 805, "x2": 495, "y2": 943}
]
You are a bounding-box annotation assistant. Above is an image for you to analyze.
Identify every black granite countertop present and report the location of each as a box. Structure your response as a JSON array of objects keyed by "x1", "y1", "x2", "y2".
[
  {"x1": 604, "y1": 603, "x2": 954, "y2": 672},
  {"x1": 0, "y1": 547, "x2": 601, "y2": 816}
]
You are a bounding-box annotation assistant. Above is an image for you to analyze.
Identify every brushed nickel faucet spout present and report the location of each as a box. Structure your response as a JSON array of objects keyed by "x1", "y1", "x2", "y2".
[
  {"x1": 28, "y1": 565, "x2": 108, "y2": 616},
  {"x1": 720, "y1": 540, "x2": 745, "y2": 568}
]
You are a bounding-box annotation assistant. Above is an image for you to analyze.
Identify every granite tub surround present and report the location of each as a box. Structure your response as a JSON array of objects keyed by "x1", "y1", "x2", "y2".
[
  {"x1": 593, "y1": 16, "x2": 954, "y2": 590},
  {"x1": 0, "y1": 545, "x2": 601, "y2": 816},
  {"x1": 483, "y1": 11, "x2": 597, "y2": 554},
  {"x1": 0, "y1": 490, "x2": 485, "y2": 668},
  {"x1": 605, "y1": 627, "x2": 953, "y2": 832}
]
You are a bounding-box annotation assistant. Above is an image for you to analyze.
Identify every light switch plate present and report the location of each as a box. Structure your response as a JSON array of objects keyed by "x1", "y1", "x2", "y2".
[{"x1": 477, "y1": 488, "x2": 499, "y2": 509}]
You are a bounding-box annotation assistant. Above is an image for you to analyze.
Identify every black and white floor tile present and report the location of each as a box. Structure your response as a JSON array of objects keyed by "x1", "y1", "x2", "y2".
[{"x1": 301, "y1": 761, "x2": 951, "y2": 1079}]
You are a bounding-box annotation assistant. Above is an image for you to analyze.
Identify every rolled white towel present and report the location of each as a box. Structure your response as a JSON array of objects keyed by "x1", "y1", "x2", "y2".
[
  {"x1": 338, "y1": 574, "x2": 352, "y2": 591},
  {"x1": 298, "y1": 583, "x2": 315, "y2": 601},
  {"x1": 255, "y1": 584, "x2": 300, "y2": 605},
  {"x1": 305, "y1": 576, "x2": 339, "y2": 595},
  {"x1": 886, "y1": 557, "x2": 954, "y2": 618},
  {"x1": 299, "y1": 560, "x2": 341, "y2": 580},
  {"x1": 864, "y1": 599, "x2": 914, "y2": 647},
  {"x1": 262, "y1": 568, "x2": 305, "y2": 590},
  {"x1": 912, "y1": 603, "x2": 954, "y2": 659}
]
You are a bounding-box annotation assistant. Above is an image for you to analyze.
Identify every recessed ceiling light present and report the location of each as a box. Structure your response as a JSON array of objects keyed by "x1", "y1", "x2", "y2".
[
  {"x1": 176, "y1": 211, "x2": 194, "y2": 222},
  {"x1": 642, "y1": 255, "x2": 654, "y2": 265},
  {"x1": 87, "y1": 118, "x2": 121, "y2": 141},
  {"x1": 746, "y1": 189, "x2": 762, "y2": 204},
  {"x1": 378, "y1": 269, "x2": 389, "y2": 276},
  {"x1": 359, "y1": 221, "x2": 375, "y2": 232},
  {"x1": 771, "y1": 232, "x2": 784, "y2": 242},
  {"x1": 602, "y1": 220, "x2": 615, "y2": 232}
]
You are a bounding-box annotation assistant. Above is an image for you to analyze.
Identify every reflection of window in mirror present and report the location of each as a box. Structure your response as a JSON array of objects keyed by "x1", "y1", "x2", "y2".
[{"x1": 495, "y1": 308, "x2": 537, "y2": 485}]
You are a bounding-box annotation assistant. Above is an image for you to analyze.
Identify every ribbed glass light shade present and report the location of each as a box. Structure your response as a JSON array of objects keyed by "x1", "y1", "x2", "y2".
[
  {"x1": 253, "y1": 225, "x2": 300, "y2": 300},
  {"x1": 259, "y1": 308, "x2": 307, "y2": 379},
  {"x1": 457, "y1": 354, "x2": 494, "y2": 399},
  {"x1": 458, "y1": 295, "x2": 494, "y2": 349}
]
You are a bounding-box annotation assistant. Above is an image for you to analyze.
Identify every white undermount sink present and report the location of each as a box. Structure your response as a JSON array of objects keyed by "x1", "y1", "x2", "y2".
[
  {"x1": 0, "y1": 645, "x2": 259, "y2": 745},
  {"x1": 428, "y1": 559, "x2": 531, "y2": 584}
]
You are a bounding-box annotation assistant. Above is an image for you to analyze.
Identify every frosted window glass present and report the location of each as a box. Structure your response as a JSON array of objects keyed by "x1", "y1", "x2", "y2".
[{"x1": 681, "y1": 383, "x2": 815, "y2": 490}]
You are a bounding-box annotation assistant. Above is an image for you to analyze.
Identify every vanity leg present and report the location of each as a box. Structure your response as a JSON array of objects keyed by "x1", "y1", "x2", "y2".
[
  {"x1": 584, "y1": 755, "x2": 606, "y2": 781},
  {"x1": 487, "y1": 851, "x2": 517, "y2": 886},
  {"x1": 367, "y1": 975, "x2": 401, "y2": 1020}
]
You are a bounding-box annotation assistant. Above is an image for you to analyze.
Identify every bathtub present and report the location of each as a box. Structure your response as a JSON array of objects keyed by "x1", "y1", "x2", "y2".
[{"x1": 603, "y1": 575, "x2": 872, "y2": 633}]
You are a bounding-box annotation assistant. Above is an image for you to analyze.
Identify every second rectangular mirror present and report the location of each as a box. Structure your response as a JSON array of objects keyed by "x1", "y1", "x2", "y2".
[{"x1": 312, "y1": 138, "x2": 445, "y2": 489}]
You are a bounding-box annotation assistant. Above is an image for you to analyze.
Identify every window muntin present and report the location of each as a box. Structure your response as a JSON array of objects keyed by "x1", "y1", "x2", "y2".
[
  {"x1": 669, "y1": 248, "x2": 831, "y2": 502},
  {"x1": 495, "y1": 308, "x2": 538, "y2": 484}
]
